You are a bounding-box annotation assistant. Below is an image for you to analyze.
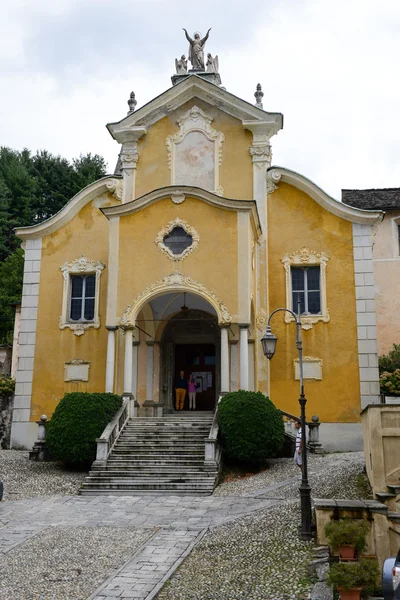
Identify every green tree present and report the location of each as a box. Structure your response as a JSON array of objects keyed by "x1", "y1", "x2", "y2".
[
  {"x1": 0, "y1": 147, "x2": 108, "y2": 343},
  {"x1": 379, "y1": 344, "x2": 400, "y2": 373}
]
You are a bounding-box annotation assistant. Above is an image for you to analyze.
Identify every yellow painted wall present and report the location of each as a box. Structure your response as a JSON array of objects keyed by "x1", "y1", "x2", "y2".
[
  {"x1": 116, "y1": 195, "x2": 239, "y2": 322},
  {"x1": 267, "y1": 183, "x2": 360, "y2": 423},
  {"x1": 135, "y1": 98, "x2": 253, "y2": 200},
  {"x1": 30, "y1": 194, "x2": 118, "y2": 420}
]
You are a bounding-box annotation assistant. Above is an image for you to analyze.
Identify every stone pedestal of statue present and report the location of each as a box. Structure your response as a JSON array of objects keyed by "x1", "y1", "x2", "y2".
[{"x1": 171, "y1": 71, "x2": 222, "y2": 86}]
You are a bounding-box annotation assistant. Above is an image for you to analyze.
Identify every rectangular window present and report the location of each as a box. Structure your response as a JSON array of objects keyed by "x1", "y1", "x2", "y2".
[
  {"x1": 69, "y1": 274, "x2": 96, "y2": 321},
  {"x1": 398, "y1": 224, "x2": 400, "y2": 256},
  {"x1": 291, "y1": 267, "x2": 321, "y2": 315}
]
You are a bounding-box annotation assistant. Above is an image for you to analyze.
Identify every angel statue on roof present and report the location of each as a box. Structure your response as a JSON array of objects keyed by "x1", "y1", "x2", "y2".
[{"x1": 183, "y1": 28, "x2": 211, "y2": 71}]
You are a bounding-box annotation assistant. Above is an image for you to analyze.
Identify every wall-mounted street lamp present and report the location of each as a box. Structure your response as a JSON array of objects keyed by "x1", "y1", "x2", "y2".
[{"x1": 261, "y1": 298, "x2": 313, "y2": 541}]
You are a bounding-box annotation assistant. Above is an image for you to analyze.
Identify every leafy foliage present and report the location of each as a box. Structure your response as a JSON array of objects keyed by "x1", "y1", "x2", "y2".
[
  {"x1": 380, "y1": 369, "x2": 400, "y2": 396},
  {"x1": 45, "y1": 392, "x2": 122, "y2": 466},
  {"x1": 217, "y1": 390, "x2": 284, "y2": 464},
  {"x1": 379, "y1": 343, "x2": 400, "y2": 373},
  {"x1": 324, "y1": 518, "x2": 369, "y2": 553},
  {"x1": 327, "y1": 558, "x2": 380, "y2": 593},
  {"x1": 0, "y1": 376, "x2": 15, "y2": 396},
  {"x1": 0, "y1": 147, "x2": 107, "y2": 343}
]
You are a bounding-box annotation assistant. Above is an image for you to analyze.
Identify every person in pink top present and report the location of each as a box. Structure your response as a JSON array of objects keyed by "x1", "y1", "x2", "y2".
[{"x1": 188, "y1": 373, "x2": 197, "y2": 410}]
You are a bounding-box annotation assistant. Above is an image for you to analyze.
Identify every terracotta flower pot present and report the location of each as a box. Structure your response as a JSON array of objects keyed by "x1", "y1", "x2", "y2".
[
  {"x1": 338, "y1": 587, "x2": 362, "y2": 600},
  {"x1": 339, "y1": 545, "x2": 357, "y2": 560}
]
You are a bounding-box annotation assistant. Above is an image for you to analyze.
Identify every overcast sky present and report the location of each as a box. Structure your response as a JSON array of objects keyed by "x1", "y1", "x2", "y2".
[{"x1": 2, "y1": 0, "x2": 399, "y2": 198}]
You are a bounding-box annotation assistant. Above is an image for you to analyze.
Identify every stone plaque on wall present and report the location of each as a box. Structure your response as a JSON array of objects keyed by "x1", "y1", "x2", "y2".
[
  {"x1": 294, "y1": 357, "x2": 322, "y2": 381},
  {"x1": 64, "y1": 359, "x2": 90, "y2": 382}
]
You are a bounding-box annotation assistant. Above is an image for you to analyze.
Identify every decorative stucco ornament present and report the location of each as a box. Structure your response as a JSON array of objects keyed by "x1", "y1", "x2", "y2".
[
  {"x1": 59, "y1": 256, "x2": 105, "y2": 336},
  {"x1": 155, "y1": 218, "x2": 199, "y2": 261},
  {"x1": 120, "y1": 270, "x2": 232, "y2": 326},
  {"x1": 281, "y1": 247, "x2": 330, "y2": 330},
  {"x1": 256, "y1": 309, "x2": 268, "y2": 332},
  {"x1": 183, "y1": 28, "x2": 211, "y2": 70},
  {"x1": 105, "y1": 178, "x2": 123, "y2": 201},
  {"x1": 171, "y1": 191, "x2": 185, "y2": 204},
  {"x1": 266, "y1": 169, "x2": 282, "y2": 194}
]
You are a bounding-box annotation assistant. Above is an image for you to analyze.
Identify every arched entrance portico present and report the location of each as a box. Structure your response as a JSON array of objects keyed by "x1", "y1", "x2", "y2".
[{"x1": 160, "y1": 306, "x2": 220, "y2": 412}]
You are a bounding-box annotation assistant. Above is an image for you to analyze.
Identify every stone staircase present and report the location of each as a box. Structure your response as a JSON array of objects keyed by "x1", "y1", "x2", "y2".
[{"x1": 80, "y1": 412, "x2": 218, "y2": 496}]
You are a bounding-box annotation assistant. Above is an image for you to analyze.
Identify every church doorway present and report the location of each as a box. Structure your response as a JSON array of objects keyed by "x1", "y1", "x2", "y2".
[
  {"x1": 158, "y1": 304, "x2": 220, "y2": 412},
  {"x1": 174, "y1": 343, "x2": 216, "y2": 411}
]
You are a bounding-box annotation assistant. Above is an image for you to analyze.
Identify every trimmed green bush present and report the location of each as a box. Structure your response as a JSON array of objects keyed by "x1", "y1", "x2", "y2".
[
  {"x1": 217, "y1": 390, "x2": 284, "y2": 464},
  {"x1": 324, "y1": 518, "x2": 369, "y2": 553},
  {"x1": 327, "y1": 558, "x2": 380, "y2": 593},
  {"x1": 0, "y1": 376, "x2": 15, "y2": 396},
  {"x1": 46, "y1": 392, "x2": 122, "y2": 466}
]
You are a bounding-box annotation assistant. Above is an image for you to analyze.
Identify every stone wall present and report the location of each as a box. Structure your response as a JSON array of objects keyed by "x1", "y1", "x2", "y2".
[{"x1": 0, "y1": 345, "x2": 12, "y2": 376}]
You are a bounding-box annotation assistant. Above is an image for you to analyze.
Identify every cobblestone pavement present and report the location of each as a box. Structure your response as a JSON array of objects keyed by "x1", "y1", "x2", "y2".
[
  {"x1": 0, "y1": 452, "x2": 365, "y2": 599},
  {"x1": 0, "y1": 493, "x2": 279, "y2": 599}
]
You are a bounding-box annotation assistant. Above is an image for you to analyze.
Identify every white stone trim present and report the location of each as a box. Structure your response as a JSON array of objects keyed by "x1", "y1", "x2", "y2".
[
  {"x1": 391, "y1": 215, "x2": 400, "y2": 258},
  {"x1": 15, "y1": 177, "x2": 122, "y2": 240},
  {"x1": 353, "y1": 223, "x2": 380, "y2": 408},
  {"x1": 107, "y1": 75, "x2": 283, "y2": 138},
  {"x1": 166, "y1": 106, "x2": 225, "y2": 195},
  {"x1": 102, "y1": 185, "x2": 262, "y2": 238},
  {"x1": 11, "y1": 239, "x2": 42, "y2": 449},
  {"x1": 267, "y1": 167, "x2": 384, "y2": 225},
  {"x1": 120, "y1": 270, "x2": 232, "y2": 326},
  {"x1": 282, "y1": 247, "x2": 330, "y2": 330},
  {"x1": 59, "y1": 256, "x2": 105, "y2": 336},
  {"x1": 155, "y1": 218, "x2": 199, "y2": 261}
]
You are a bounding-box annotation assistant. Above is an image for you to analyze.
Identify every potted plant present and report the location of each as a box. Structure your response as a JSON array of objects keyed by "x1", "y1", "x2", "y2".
[
  {"x1": 324, "y1": 518, "x2": 369, "y2": 560},
  {"x1": 327, "y1": 558, "x2": 380, "y2": 600}
]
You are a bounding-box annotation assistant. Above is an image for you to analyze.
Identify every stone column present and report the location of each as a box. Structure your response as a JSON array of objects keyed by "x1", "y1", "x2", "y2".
[
  {"x1": 146, "y1": 341, "x2": 154, "y2": 400},
  {"x1": 132, "y1": 341, "x2": 139, "y2": 399},
  {"x1": 221, "y1": 327, "x2": 230, "y2": 394},
  {"x1": 118, "y1": 128, "x2": 146, "y2": 204},
  {"x1": 239, "y1": 325, "x2": 249, "y2": 391},
  {"x1": 105, "y1": 326, "x2": 117, "y2": 393},
  {"x1": 229, "y1": 340, "x2": 238, "y2": 392},
  {"x1": 124, "y1": 328, "x2": 133, "y2": 394}
]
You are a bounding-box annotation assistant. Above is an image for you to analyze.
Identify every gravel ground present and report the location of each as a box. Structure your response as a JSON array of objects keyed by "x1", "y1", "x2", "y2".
[
  {"x1": 0, "y1": 525, "x2": 154, "y2": 600},
  {"x1": 0, "y1": 450, "x2": 86, "y2": 500},
  {"x1": 158, "y1": 452, "x2": 368, "y2": 600},
  {"x1": 214, "y1": 451, "x2": 366, "y2": 497}
]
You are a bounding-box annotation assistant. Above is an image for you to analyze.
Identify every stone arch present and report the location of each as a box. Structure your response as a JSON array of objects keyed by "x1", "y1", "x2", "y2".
[{"x1": 119, "y1": 270, "x2": 232, "y2": 327}]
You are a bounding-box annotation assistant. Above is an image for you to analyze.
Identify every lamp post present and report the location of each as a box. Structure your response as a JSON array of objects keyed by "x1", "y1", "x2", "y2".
[{"x1": 261, "y1": 297, "x2": 313, "y2": 541}]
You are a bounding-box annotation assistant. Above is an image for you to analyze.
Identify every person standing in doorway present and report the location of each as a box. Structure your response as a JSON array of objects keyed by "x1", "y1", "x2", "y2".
[
  {"x1": 175, "y1": 370, "x2": 187, "y2": 411},
  {"x1": 188, "y1": 373, "x2": 197, "y2": 411},
  {"x1": 294, "y1": 420, "x2": 302, "y2": 471}
]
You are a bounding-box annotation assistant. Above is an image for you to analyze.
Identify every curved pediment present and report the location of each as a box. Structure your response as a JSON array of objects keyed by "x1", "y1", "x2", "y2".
[
  {"x1": 15, "y1": 176, "x2": 122, "y2": 240},
  {"x1": 101, "y1": 185, "x2": 262, "y2": 236},
  {"x1": 267, "y1": 166, "x2": 384, "y2": 225}
]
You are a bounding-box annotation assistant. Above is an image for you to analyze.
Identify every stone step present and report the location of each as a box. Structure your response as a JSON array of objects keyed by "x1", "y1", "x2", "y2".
[
  {"x1": 80, "y1": 480, "x2": 215, "y2": 490},
  {"x1": 118, "y1": 435, "x2": 208, "y2": 442},
  {"x1": 90, "y1": 468, "x2": 217, "y2": 477},
  {"x1": 387, "y1": 485, "x2": 400, "y2": 495},
  {"x1": 111, "y1": 449, "x2": 205, "y2": 457},
  {"x1": 107, "y1": 456, "x2": 204, "y2": 469},
  {"x1": 79, "y1": 488, "x2": 212, "y2": 496},
  {"x1": 114, "y1": 443, "x2": 205, "y2": 450},
  {"x1": 86, "y1": 473, "x2": 216, "y2": 482}
]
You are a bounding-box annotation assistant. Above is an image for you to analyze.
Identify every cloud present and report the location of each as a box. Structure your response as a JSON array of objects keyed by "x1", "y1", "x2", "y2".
[{"x1": 1, "y1": 0, "x2": 400, "y2": 196}]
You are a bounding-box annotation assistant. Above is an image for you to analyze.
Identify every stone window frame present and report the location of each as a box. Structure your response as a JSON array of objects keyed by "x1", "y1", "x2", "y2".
[
  {"x1": 281, "y1": 247, "x2": 330, "y2": 331},
  {"x1": 391, "y1": 216, "x2": 400, "y2": 258},
  {"x1": 59, "y1": 256, "x2": 105, "y2": 336},
  {"x1": 155, "y1": 218, "x2": 199, "y2": 262}
]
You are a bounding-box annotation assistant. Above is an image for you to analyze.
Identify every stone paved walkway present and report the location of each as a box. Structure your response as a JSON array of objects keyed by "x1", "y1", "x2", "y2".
[{"x1": 0, "y1": 492, "x2": 281, "y2": 599}]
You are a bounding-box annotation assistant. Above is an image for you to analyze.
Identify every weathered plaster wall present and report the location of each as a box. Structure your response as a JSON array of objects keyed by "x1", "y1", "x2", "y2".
[
  {"x1": 135, "y1": 98, "x2": 253, "y2": 200},
  {"x1": 31, "y1": 194, "x2": 118, "y2": 420},
  {"x1": 116, "y1": 196, "x2": 239, "y2": 321},
  {"x1": 267, "y1": 182, "x2": 360, "y2": 422},
  {"x1": 372, "y1": 210, "x2": 400, "y2": 355}
]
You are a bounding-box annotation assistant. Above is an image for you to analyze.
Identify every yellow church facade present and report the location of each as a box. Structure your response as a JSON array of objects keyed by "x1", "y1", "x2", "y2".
[{"x1": 11, "y1": 72, "x2": 383, "y2": 450}]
